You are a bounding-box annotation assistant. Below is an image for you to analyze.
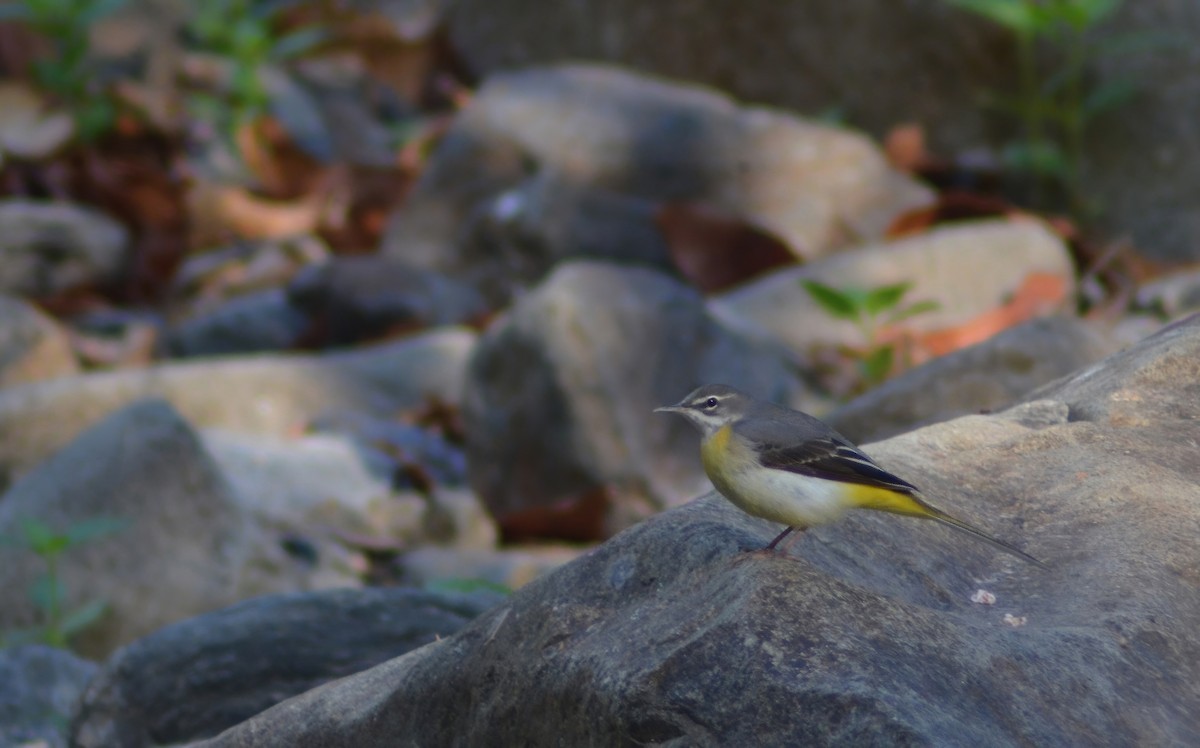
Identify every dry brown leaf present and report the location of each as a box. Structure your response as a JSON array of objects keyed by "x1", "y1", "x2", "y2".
[
  {"x1": 187, "y1": 179, "x2": 322, "y2": 247},
  {"x1": 884, "y1": 123, "x2": 928, "y2": 173},
  {"x1": 656, "y1": 202, "x2": 799, "y2": 293}
]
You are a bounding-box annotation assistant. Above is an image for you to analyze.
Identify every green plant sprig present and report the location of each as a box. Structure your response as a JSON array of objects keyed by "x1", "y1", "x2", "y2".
[
  {"x1": 0, "y1": 0, "x2": 130, "y2": 142},
  {"x1": 945, "y1": 0, "x2": 1168, "y2": 215},
  {"x1": 0, "y1": 516, "x2": 129, "y2": 650},
  {"x1": 802, "y1": 279, "x2": 939, "y2": 389}
]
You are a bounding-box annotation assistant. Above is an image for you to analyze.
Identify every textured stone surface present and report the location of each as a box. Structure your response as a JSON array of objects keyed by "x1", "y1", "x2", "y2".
[
  {"x1": 827, "y1": 315, "x2": 1119, "y2": 443},
  {"x1": 463, "y1": 261, "x2": 805, "y2": 538},
  {"x1": 71, "y1": 587, "x2": 503, "y2": 748},
  {"x1": 198, "y1": 315, "x2": 1200, "y2": 747},
  {"x1": 445, "y1": 0, "x2": 1200, "y2": 262}
]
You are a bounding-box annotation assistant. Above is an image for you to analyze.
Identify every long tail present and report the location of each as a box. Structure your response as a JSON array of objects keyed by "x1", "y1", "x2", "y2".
[
  {"x1": 929, "y1": 511, "x2": 1048, "y2": 569},
  {"x1": 849, "y1": 483, "x2": 1047, "y2": 568}
]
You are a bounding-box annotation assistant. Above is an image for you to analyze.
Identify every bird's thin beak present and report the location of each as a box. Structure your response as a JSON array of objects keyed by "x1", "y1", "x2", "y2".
[{"x1": 654, "y1": 404, "x2": 684, "y2": 414}]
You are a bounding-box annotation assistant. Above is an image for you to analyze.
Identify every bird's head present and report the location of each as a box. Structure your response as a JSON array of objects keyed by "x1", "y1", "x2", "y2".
[{"x1": 654, "y1": 384, "x2": 752, "y2": 437}]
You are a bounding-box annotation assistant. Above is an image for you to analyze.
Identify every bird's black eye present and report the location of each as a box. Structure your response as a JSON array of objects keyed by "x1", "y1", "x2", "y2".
[{"x1": 703, "y1": 397, "x2": 719, "y2": 409}]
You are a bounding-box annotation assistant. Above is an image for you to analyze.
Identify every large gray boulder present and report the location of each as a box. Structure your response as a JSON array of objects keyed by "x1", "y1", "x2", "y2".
[
  {"x1": 445, "y1": 0, "x2": 1200, "y2": 263},
  {"x1": 197, "y1": 315, "x2": 1200, "y2": 746},
  {"x1": 462, "y1": 261, "x2": 806, "y2": 539},
  {"x1": 0, "y1": 400, "x2": 259, "y2": 658},
  {"x1": 382, "y1": 65, "x2": 933, "y2": 303}
]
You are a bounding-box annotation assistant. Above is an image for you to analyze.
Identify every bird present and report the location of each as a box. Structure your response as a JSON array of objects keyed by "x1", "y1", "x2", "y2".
[{"x1": 655, "y1": 383, "x2": 1046, "y2": 568}]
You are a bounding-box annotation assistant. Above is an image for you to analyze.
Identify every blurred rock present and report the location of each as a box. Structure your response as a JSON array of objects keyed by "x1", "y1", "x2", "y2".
[
  {"x1": 0, "y1": 200, "x2": 130, "y2": 296},
  {"x1": 827, "y1": 315, "x2": 1120, "y2": 444},
  {"x1": 419, "y1": 487, "x2": 498, "y2": 550},
  {"x1": 197, "y1": 315, "x2": 1200, "y2": 747},
  {"x1": 397, "y1": 545, "x2": 582, "y2": 591},
  {"x1": 0, "y1": 328, "x2": 476, "y2": 485},
  {"x1": 0, "y1": 645, "x2": 97, "y2": 748},
  {"x1": 447, "y1": 169, "x2": 677, "y2": 307},
  {"x1": 383, "y1": 65, "x2": 933, "y2": 294},
  {"x1": 66, "y1": 308, "x2": 161, "y2": 370},
  {"x1": 1133, "y1": 266, "x2": 1200, "y2": 318},
  {"x1": 446, "y1": 0, "x2": 1200, "y2": 264},
  {"x1": 71, "y1": 587, "x2": 503, "y2": 748},
  {"x1": 171, "y1": 235, "x2": 330, "y2": 309},
  {"x1": 309, "y1": 410, "x2": 469, "y2": 490},
  {"x1": 709, "y1": 218, "x2": 1075, "y2": 355},
  {"x1": 0, "y1": 400, "x2": 262, "y2": 658},
  {"x1": 288, "y1": 255, "x2": 488, "y2": 346},
  {"x1": 0, "y1": 294, "x2": 79, "y2": 387},
  {"x1": 166, "y1": 288, "x2": 310, "y2": 357},
  {"x1": 200, "y1": 429, "x2": 425, "y2": 544},
  {"x1": 463, "y1": 261, "x2": 806, "y2": 539}
]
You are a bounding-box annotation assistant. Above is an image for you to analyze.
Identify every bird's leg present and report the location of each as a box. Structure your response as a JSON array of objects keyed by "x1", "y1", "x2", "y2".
[
  {"x1": 766, "y1": 526, "x2": 796, "y2": 550},
  {"x1": 774, "y1": 526, "x2": 808, "y2": 556}
]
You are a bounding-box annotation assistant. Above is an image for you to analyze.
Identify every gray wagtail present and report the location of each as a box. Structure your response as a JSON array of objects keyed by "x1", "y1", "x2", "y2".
[{"x1": 656, "y1": 384, "x2": 1045, "y2": 567}]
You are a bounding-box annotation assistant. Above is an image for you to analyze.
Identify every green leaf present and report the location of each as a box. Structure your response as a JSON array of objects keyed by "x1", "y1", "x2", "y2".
[
  {"x1": 19, "y1": 518, "x2": 62, "y2": 554},
  {"x1": 30, "y1": 575, "x2": 63, "y2": 612},
  {"x1": 1082, "y1": 78, "x2": 1137, "y2": 118},
  {"x1": 75, "y1": 98, "x2": 117, "y2": 142},
  {"x1": 946, "y1": 0, "x2": 1045, "y2": 35},
  {"x1": 59, "y1": 600, "x2": 108, "y2": 639},
  {"x1": 889, "y1": 299, "x2": 941, "y2": 324},
  {"x1": 423, "y1": 578, "x2": 512, "y2": 596},
  {"x1": 64, "y1": 517, "x2": 129, "y2": 545},
  {"x1": 860, "y1": 346, "x2": 895, "y2": 384},
  {"x1": 862, "y1": 283, "x2": 911, "y2": 316},
  {"x1": 801, "y1": 280, "x2": 861, "y2": 321},
  {"x1": 1003, "y1": 140, "x2": 1070, "y2": 179},
  {"x1": 1054, "y1": 0, "x2": 1121, "y2": 30}
]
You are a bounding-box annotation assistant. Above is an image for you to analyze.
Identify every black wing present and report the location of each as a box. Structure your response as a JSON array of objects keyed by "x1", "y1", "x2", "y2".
[{"x1": 752, "y1": 431, "x2": 920, "y2": 495}]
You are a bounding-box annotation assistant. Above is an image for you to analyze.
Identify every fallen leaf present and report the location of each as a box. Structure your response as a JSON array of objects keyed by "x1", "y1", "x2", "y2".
[
  {"x1": 656, "y1": 201, "x2": 799, "y2": 293},
  {"x1": 499, "y1": 487, "x2": 611, "y2": 543},
  {"x1": 914, "y1": 271, "x2": 1070, "y2": 357},
  {"x1": 884, "y1": 122, "x2": 928, "y2": 173}
]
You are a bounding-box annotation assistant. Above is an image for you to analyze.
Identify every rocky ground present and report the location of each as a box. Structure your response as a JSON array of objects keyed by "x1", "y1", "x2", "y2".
[{"x1": 1, "y1": 5, "x2": 1199, "y2": 747}]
